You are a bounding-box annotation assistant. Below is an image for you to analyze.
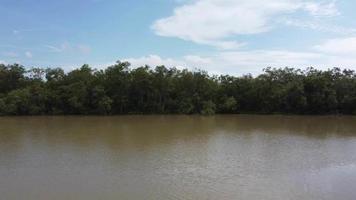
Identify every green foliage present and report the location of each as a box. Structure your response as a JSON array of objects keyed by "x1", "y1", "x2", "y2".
[
  {"x1": 0, "y1": 98, "x2": 6, "y2": 115},
  {"x1": 178, "y1": 99, "x2": 194, "y2": 114},
  {"x1": 98, "y1": 96, "x2": 113, "y2": 114},
  {"x1": 1, "y1": 63, "x2": 356, "y2": 115},
  {"x1": 0, "y1": 64, "x2": 26, "y2": 93},
  {"x1": 201, "y1": 100, "x2": 216, "y2": 115},
  {"x1": 220, "y1": 96, "x2": 238, "y2": 113}
]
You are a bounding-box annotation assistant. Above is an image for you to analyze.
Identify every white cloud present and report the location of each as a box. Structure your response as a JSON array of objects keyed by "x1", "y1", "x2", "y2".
[
  {"x1": 124, "y1": 55, "x2": 185, "y2": 68},
  {"x1": 25, "y1": 51, "x2": 33, "y2": 58},
  {"x1": 45, "y1": 42, "x2": 70, "y2": 53},
  {"x1": 77, "y1": 45, "x2": 92, "y2": 54},
  {"x1": 45, "y1": 42, "x2": 91, "y2": 54},
  {"x1": 201, "y1": 40, "x2": 246, "y2": 50},
  {"x1": 184, "y1": 55, "x2": 212, "y2": 64},
  {"x1": 314, "y1": 37, "x2": 356, "y2": 55},
  {"x1": 0, "y1": 60, "x2": 7, "y2": 65},
  {"x1": 283, "y1": 19, "x2": 356, "y2": 35},
  {"x1": 2, "y1": 52, "x2": 18, "y2": 58},
  {"x1": 122, "y1": 55, "x2": 215, "y2": 70},
  {"x1": 152, "y1": 0, "x2": 339, "y2": 49},
  {"x1": 303, "y1": 1, "x2": 339, "y2": 17},
  {"x1": 214, "y1": 50, "x2": 322, "y2": 74},
  {"x1": 119, "y1": 47, "x2": 356, "y2": 75},
  {"x1": 204, "y1": 50, "x2": 327, "y2": 74},
  {"x1": 322, "y1": 56, "x2": 356, "y2": 68}
]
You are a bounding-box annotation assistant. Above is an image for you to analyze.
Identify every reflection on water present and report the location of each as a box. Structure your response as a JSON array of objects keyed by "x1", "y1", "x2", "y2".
[{"x1": 0, "y1": 115, "x2": 356, "y2": 200}]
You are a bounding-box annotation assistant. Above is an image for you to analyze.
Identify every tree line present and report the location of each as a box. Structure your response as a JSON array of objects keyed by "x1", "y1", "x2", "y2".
[{"x1": 1, "y1": 61, "x2": 356, "y2": 115}]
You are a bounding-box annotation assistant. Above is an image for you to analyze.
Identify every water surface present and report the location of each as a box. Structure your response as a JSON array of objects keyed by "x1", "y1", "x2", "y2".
[{"x1": 1, "y1": 115, "x2": 356, "y2": 200}]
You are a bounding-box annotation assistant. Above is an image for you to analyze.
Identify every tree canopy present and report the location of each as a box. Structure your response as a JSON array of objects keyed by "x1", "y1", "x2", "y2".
[{"x1": 1, "y1": 61, "x2": 356, "y2": 115}]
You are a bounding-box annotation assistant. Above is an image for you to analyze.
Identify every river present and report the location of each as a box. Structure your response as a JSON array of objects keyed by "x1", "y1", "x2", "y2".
[{"x1": 1, "y1": 115, "x2": 356, "y2": 200}]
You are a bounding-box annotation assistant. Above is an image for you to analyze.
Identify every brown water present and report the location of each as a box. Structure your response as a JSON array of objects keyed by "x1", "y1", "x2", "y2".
[{"x1": 1, "y1": 115, "x2": 356, "y2": 200}]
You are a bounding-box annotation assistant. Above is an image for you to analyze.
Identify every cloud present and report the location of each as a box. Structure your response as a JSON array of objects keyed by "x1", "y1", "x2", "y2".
[
  {"x1": 45, "y1": 42, "x2": 91, "y2": 54},
  {"x1": 124, "y1": 55, "x2": 185, "y2": 68},
  {"x1": 184, "y1": 55, "x2": 212, "y2": 65},
  {"x1": 193, "y1": 50, "x2": 325, "y2": 74},
  {"x1": 56, "y1": 44, "x2": 356, "y2": 76},
  {"x1": 122, "y1": 55, "x2": 215, "y2": 70},
  {"x1": 25, "y1": 51, "x2": 33, "y2": 58},
  {"x1": 45, "y1": 42, "x2": 70, "y2": 53},
  {"x1": 120, "y1": 50, "x2": 323, "y2": 75},
  {"x1": 303, "y1": 0, "x2": 339, "y2": 17},
  {"x1": 314, "y1": 37, "x2": 356, "y2": 55},
  {"x1": 120, "y1": 46, "x2": 356, "y2": 75},
  {"x1": 2, "y1": 52, "x2": 18, "y2": 58},
  {"x1": 77, "y1": 44, "x2": 92, "y2": 54},
  {"x1": 214, "y1": 50, "x2": 322, "y2": 73},
  {"x1": 283, "y1": 19, "x2": 356, "y2": 35},
  {"x1": 152, "y1": 0, "x2": 339, "y2": 49},
  {"x1": 200, "y1": 40, "x2": 246, "y2": 50},
  {"x1": 0, "y1": 60, "x2": 7, "y2": 65}
]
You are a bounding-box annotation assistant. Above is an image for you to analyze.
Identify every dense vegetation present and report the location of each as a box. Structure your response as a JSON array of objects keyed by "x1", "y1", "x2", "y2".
[{"x1": 1, "y1": 61, "x2": 356, "y2": 115}]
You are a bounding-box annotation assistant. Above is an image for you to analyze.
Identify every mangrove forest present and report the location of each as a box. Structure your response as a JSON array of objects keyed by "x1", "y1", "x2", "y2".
[{"x1": 1, "y1": 61, "x2": 356, "y2": 115}]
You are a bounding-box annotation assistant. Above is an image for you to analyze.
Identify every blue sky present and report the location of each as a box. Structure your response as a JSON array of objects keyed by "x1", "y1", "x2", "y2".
[{"x1": 1, "y1": 0, "x2": 356, "y2": 74}]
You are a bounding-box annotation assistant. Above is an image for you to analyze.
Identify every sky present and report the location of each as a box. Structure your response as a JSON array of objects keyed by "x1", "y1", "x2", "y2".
[{"x1": 1, "y1": 0, "x2": 356, "y2": 75}]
